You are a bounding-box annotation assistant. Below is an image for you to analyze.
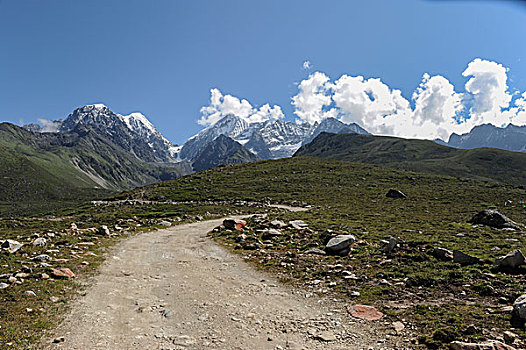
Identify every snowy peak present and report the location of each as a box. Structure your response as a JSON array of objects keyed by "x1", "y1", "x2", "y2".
[
  {"x1": 59, "y1": 105, "x2": 179, "y2": 163},
  {"x1": 180, "y1": 114, "x2": 370, "y2": 161}
]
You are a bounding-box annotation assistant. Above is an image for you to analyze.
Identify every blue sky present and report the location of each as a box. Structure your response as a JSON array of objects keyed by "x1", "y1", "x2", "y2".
[{"x1": 1, "y1": 0, "x2": 526, "y2": 143}]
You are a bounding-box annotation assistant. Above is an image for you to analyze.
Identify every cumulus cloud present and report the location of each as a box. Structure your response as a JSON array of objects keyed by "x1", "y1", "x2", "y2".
[
  {"x1": 462, "y1": 58, "x2": 512, "y2": 128},
  {"x1": 199, "y1": 88, "x2": 283, "y2": 126},
  {"x1": 291, "y1": 72, "x2": 337, "y2": 124},
  {"x1": 290, "y1": 58, "x2": 523, "y2": 140}
]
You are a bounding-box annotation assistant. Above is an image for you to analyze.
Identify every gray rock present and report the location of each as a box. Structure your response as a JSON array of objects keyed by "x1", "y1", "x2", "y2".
[
  {"x1": 383, "y1": 237, "x2": 397, "y2": 256},
  {"x1": 469, "y1": 209, "x2": 520, "y2": 229},
  {"x1": 270, "y1": 220, "x2": 286, "y2": 228},
  {"x1": 98, "y1": 225, "x2": 110, "y2": 235},
  {"x1": 159, "y1": 221, "x2": 172, "y2": 227},
  {"x1": 289, "y1": 220, "x2": 308, "y2": 229},
  {"x1": 261, "y1": 229, "x2": 282, "y2": 240},
  {"x1": 1, "y1": 239, "x2": 23, "y2": 253},
  {"x1": 325, "y1": 235, "x2": 356, "y2": 254},
  {"x1": 513, "y1": 294, "x2": 526, "y2": 321},
  {"x1": 304, "y1": 248, "x2": 326, "y2": 255},
  {"x1": 494, "y1": 249, "x2": 526, "y2": 269},
  {"x1": 33, "y1": 254, "x2": 52, "y2": 262},
  {"x1": 450, "y1": 340, "x2": 515, "y2": 350},
  {"x1": 386, "y1": 189, "x2": 407, "y2": 199},
  {"x1": 433, "y1": 247, "x2": 454, "y2": 261},
  {"x1": 0, "y1": 282, "x2": 8, "y2": 289},
  {"x1": 32, "y1": 237, "x2": 47, "y2": 247},
  {"x1": 453, "y1": 250, "x2": 482, "y2": 265}
]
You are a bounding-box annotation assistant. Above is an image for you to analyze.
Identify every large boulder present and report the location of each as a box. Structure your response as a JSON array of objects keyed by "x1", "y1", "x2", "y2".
[
  {"x1": 494, "y1": 249, "x2": 526, "y2": 270},
  {"x1": 325, "y1": 235, "x2": 356, "y2": 256},
  {"x1": 469, "y1": 209, "x2": 520, "y2": 229},
  {"x1": 223, "y1": 219, "x2": 246, "y2": 231},
  {"x1": 433, "y1": 247, "x2": 453, "y2": 261},
  {"x1": 386, "y1": 189, "x2": 407, "y2": 199}
]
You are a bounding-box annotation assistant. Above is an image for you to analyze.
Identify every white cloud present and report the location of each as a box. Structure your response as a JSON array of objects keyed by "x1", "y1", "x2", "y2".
[
  {"x1": 37, "y1": 118, "x2": 61, "y2": 132},
  {"x1": 462, "y1": 58, "x2": 512, "y2": 128},
  {"x1": 291, "y1": 72, "x2": 337, "y2": 124},
  {"x1": 199, "y1": 88, "x2": 283, "y2": 126},
  {"x1": 290, "y1": 58, "x2": 524, "y2": 140},
  {"x1": 302, "y1": 60, "x2": 312, "y2": 70}
]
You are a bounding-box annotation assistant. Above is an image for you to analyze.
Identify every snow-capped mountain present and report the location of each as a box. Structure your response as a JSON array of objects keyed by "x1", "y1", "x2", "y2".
[
  {"x1": 179, "y1": 114, "x2": 370, "y2": 161},
  {"x1": 448, "y1": 123, "x2": 526, "y2": 152},
  {"x1": 54, "y1": 104, "x2": 180, "y2": 163}
]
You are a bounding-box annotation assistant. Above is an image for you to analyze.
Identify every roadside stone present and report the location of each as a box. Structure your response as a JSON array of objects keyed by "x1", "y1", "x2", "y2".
[
  {"x1": 325, "y1": 234, "x2": 355, "y2": 255},
  {"x1": 304, "y1": 248, "x2": 326, "y2": 255},
  {"x1": 1, "y1": 239, "x2": 23, "y2": 253},
  {"x1": 223, "y1": 219, "x2": 246, "y2": 231},
  {"x1": 450, "y1": 340, "x2": 515, "y2": 350},
  {"x1": 50, "y1": 268, "x2": 75, "y2": 280},
  {"x1": 32, "y1": 237, "x2": 47, "y2": 247},
  {"x1": 348, "y1": 304, "x2": 384, "y2": 321},
  {"x1": 494, "y1": 249, "x2": 526, "y2": 270},
  {"x1": 386, "y1": 189, "x2": 407, "y2": 199},
  {"x1": 433, "y1": 247, "x2": 453, "y2": 261},
  {"x1": 313, "y1": 331, "x2": 336, "y2": 342},
  {"x1": 453, "y1": 250, "x2": 482, "y2": 265},
  {"x1": 469, "y1": 209, "x2": 520, "y2": 229},
  {"x1": 53, "y1": 337, "x2": 65, "y2": 343},
  {"x1": 159, "y1": 221, "x2": 172, "y2": 227},
  {"x1": 0, "y1": 282, "x2": 8, "y2": 289},
  {"x1": 513, "y1": 294, "x2": 526, "y2": 321}
]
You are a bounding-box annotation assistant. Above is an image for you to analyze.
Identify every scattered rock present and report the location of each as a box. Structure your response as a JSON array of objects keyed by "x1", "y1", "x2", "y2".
[
  {"x1": 1, "y1": 239, "x2": 23, "y2": 253},
  {"x1": 453, "y1": 250, "x2": 482, "y2": 265},
  {"x1": 433, "y1": 247, "x2": 453, "y2": 261},
  {"x1": 348, "y1": 305, "x2": 384, "y2": 321},
  {"x1": 32, "y1": 237, "x2": 47, "y2": 247},
  {"x1": 33, "y1": 254, "x2": 52, "y2": 262},
  {"x1": 53, "y1": 337, "x2": 65, "y2": 344},
  {"x1": 304, "y1": 248, "x2": 326, "y2": 256},
  {"x1": 162, "y1": 310, "x2": 173, "y2": 318},
  {"x1": 469, "y1": 209, "x2": 520, "y2": 229},
  {"x1": 325, "y1": 234, "x2": 355, "y2": 256},
  {"x1": 25, "y1": 290, "x2": 36, "y2": 297},
  {"x1": 382, "y1": 237, "x2": 397, "y2": 256},
  {"x1": 513, "y1": 294, "x2": 526, "y2": 321},
  {"x1": 450, "y1": 340, "x2": 516, "y2": 350},
  {"x1": 159, "y1": 221, "x2": 172, "y2": 227},
  {"x1": 494, "y1": 249, "x2": 526, "y2": 270},
  {"x1": 261, "y1": 229, "x2": 282, "y2": 240},
  {"x1": 98, "y1": 225, "x2": 110, "y2": 235},
  {"x1": 386, "y1": 189, "x2": 407, "y2": 199},
  {"x1": 313, "y1": 331, "x2": 336, "y2": 342},
  {"x1": 392, "y1": 321, "x2": 405, "y2": 332},
  {"x1": 49, "y1": 268, "x2": 75, "y2": 280},
  {"x1": 0, "y1": 282, "x2": 8, "y2": 289},
  {"x1": 270, "y1": 220, "x2": 286, "y2": 228},
  {"x1": 223, "y1": 219, "x2": 246, "y2": 231},
  {"x1": 289, "y1": 220, "x2": 308, "y2": 229},
  {"x1": 503, "y1": 331, "x2": 518, "y2": 345}
]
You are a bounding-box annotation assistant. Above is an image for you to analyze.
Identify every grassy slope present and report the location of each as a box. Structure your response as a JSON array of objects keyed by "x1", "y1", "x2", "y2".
[
  {"x1": 294, "y1": 132, "x2": 526, "y2": 186},
  {"x1": 117, "y1": 157, "x2": 526, "y2": 348}
]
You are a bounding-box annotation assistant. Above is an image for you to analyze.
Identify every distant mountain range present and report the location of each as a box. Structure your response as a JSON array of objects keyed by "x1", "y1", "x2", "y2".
[
  {"x1": 294, "y1": 132, "x2": 526, "y2": 186},
  {"x1": 447, "y1": 123, "x2": 526, "y2": 152}
]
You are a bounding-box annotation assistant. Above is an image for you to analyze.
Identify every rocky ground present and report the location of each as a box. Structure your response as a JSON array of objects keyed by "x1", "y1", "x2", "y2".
[{"x1": 32, "y1": 215, "x2": 412, "y2": 350}]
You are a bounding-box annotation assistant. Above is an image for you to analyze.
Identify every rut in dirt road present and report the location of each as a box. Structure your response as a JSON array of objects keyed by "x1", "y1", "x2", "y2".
[{"x1": 37, "y1": 217, "x2": 394, "y2": 350}]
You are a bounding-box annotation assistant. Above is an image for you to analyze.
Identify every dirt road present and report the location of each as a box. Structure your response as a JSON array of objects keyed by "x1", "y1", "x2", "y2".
[{"x1": 37, "y1": 217, "x2": 394, "y2": 350}]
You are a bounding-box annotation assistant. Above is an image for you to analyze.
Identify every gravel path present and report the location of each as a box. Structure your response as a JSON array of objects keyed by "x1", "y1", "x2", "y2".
[{"x1": 37, "y1": 217, "x2": 398, "y2": 350}]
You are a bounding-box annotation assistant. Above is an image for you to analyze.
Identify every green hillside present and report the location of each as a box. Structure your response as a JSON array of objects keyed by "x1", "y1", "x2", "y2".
[
  {"x1": 294, "y1": 132, "x2": 526, "y2": 186},
  {"x1": 0, "y1": 123, "x2": 191, "y2": 216},
  {"x1": 115, "y1": 157, "x2": 526, "y2": 347}
]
